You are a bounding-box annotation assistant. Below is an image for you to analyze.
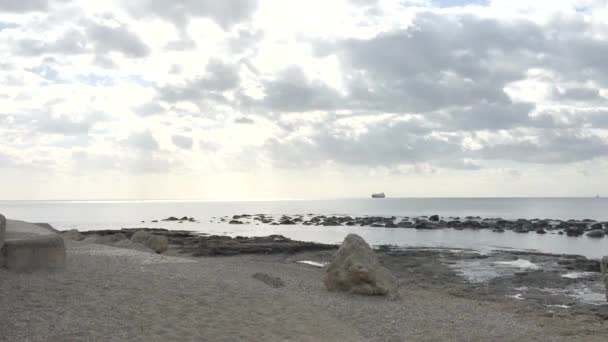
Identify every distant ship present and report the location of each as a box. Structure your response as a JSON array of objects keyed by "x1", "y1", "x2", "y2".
[{"x1": 371, "y1": 192, "x2": 386, "y2": 198}]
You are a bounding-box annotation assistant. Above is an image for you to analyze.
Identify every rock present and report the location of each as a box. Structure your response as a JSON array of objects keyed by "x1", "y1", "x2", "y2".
[
  {"x1": 95, "y1": 233, "x2": 128, "y2": 244},
  {"x1": 130, "y1": 230, "x2": 169, "y2": 253},
  {"x1": 229, "y1": 220, "x2": 243, "y2": 224},
  {"x1": 493, "y1": 228, "x2": 505, "y2": 233},
  {"x1": 62, "y1": 229, "x2": 84, "y2": 241},
  {"x1": 566, "y1": 226, "x2": 585, "y2": 237},
  {"x1": 591, "y1": 223, "x2": 603, "y2": 230},
  {"x1": 162, "y1": 217, "x2": 179, "y2": 221},
  {"x1": 324, "y1": 234, "x2": 399, "y2": 298},
  {"x1": 429, "y1": 215, "x2": 439, "y2": 222},
  {"x1": 252, "y1": 273, "x2": 285, "y2": 288},
  {"x1": 536, "y1": 229, "x2": 547, "y2": 234},
  {"x1": 586, "y1": 230, "x2": 605, "y2": 238},
  {"x1": 601, "y1": 256, "x2": 608, "y2": 301}
]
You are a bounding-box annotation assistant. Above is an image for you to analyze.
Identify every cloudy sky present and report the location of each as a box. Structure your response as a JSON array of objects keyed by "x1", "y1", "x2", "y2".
[{"x1": 1, "y1": 0, "x2": 608, "y2": 200}]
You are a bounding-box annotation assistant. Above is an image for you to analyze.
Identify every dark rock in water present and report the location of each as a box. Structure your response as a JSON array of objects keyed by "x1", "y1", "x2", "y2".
[
  {"x1": 414, "y1": 222, "x2": 428, "y2": 229},
  {"x1": 536, "y1": 229, "x2": 547, "y2": 234},
  {"x1": 324, "y1": 234, "x2": 398, "y2": 298},
  {"x1": 397, "y1": 221, "x2": 413, "y2": 228},
  {"x1": 566, "y1": 226, "x2": 585, "y2": 237},
  {"x1": 385, "y1": 221, "x2": 397, "y2": 228},
  {"x1": 252, "y1": 273, "x2": 285, "y2": 288},
  {"x1": 492, "y1": 228, "x2": 505, "y2": 233},
  {"x1": 162, "y1": 217, "x2": 180, "y2": 221},
  {"x1": 558, "y1": 231, "x2": 564, "y2": 235},
  {"x1": 586, "y1": 230, "x2": 605, "y2": 238},
  {"x1": 429, "y1": 215, "x2": 439, "y2": 222},
  {"x1": 229, "y1": 220, "x2": 243, "y2": 224},
  {"x1": 462, "y1": 220, "x2": 482, "y2": 229},
  {"x1": 514, "y1": 228, "x2": 529, "y2": 233},
  {"x1": 151, "y1": 220, "x2": 158, "y2": 223},
  {"x1": 447, "y1": 221, "x2": 462, "y2": 228},
  {"x1": 591, "y1": 223, "x2": 604, "y2": 230}
]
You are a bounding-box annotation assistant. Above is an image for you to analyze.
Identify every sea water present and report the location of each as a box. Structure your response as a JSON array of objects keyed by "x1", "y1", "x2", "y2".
[{"x1": 1, "y1": 198, "x2": 607, "y2": 259}]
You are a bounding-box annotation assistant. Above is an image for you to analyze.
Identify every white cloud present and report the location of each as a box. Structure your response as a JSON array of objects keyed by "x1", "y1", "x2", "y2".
[{"x1": 1, "y1": 0, "x2": 608, "y2": 199}]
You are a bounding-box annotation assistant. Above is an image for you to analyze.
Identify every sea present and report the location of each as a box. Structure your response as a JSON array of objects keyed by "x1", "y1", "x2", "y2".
[{"x1": 1, "y1": 198, "x2": 607, "y2": 259}]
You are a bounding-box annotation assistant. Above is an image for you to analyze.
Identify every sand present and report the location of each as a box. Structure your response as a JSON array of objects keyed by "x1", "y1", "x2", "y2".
[{"x1": 1, "y1": 240, "x2": 607, "y2": 341}]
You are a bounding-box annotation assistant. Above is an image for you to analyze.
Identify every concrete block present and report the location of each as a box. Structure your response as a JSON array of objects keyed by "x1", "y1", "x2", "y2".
[{"x1": 2, "y1": 235, "x2": 66, "y2": 271}]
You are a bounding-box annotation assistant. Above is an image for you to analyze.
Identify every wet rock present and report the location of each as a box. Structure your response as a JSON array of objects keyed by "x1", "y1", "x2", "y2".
[
  {"x1": 591, "y1": 223, "x2": 604, "y2": 230},
  {"x1": 566, "y1": 226, "x2": 585, "y2": 237},
  {"x1": 557, "y1": 256, "x2": 600, "y2": 272},
  {"x1": 601, "y1": 256, "x2": 608, "y2": 301},
  {"x1": 162, "y1": 216, "x2": 180, "y2": 221},
  {"x1": 190, "y1": 235, "x2": 337, "y2": 256},
  {"x1": 324, "y1": 234, "x2": 399, "y2": 298},
  {"x1": 536, "y1": 229, "x2": 547, "y2": 234},
  {"x1": 131, "y1": 230, "x2": 169, "y2": 253},
  {"x1": 397, "y1": 221, "x2": 413, "y2": 228},
  {"x1": 229, "y1": 220, "x2": 243, "y2": 224},
  {"x1": 429, "y1": 215, "x2": 439, "y2": 222},
  {"x1": 493, "y1": 228, "x2": 505, "y2": 233},
  {"x1": 586, "y1": 230, "x2": 605, "y2": 238},
  {"x1": 252, "y1": 273, "x2": 285, "y2": 288}
]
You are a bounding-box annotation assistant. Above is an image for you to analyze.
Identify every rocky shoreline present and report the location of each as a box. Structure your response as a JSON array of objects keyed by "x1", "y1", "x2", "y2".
[
  {"x1": 64, "y1": 227, "x2": 608, "y2": 321},
  {"x1": 74, "y1": 228, "x2": 338, "y2": 256},
  {"x1": 201, "y1": 213, "x2": 608, "y2": 238}
]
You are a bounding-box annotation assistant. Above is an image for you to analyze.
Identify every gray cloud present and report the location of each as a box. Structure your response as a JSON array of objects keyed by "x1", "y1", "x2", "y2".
[
  {"x1": 246, "y1": 66, "x2": 341, "y2": 112},
  {"x1": 172, "y1": 134, "x2": 193, "y2": 149},
  {"x1": 33, "y1": 111, "x2": 108, "y2": 136},
  {"x1": 14, "y1": 21, "x2": 149, "y2": 58},
  {"x1": 234, "y1": 116, "x2": 254, "y2": 124},
  {"x1": 126, "y1": 0, "x2": 259, "y2": 30},
  {"x1": 0, "y1": 0, "x2": 52, "y2": 13},
  {"x1": 264, "y1": 118, "x2": 455, "y2": 168},
  {"x1": 125, "y1": 130, "x2": 159, "y2": 151},
  {"x1": 15, "y1": 29, "x2": 88, "y2": 56},
  {"x1": 132, "y1": 102, "x2": 165, "y2": 117},
  {"x1": 85, "y1": 21, "x2": 151, "y2": 58},
  {"x1": 477, "y1": 130, "x2": 608, "y2": 164},
  {"x1": 553, "y1": 87, "x2": 605, "y2": 102},
  {"x1": 158, "y1": 59, "x2": 240, "y2": 103}
]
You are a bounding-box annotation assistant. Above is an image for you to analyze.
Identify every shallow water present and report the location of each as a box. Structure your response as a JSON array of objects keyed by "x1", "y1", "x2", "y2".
[{"x1": 1, "y1": 199, "x2": 607, "y2": 259}]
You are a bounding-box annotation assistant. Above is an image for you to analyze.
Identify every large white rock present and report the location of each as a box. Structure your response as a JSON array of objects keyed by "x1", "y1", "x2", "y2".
[
  {"x1": 601, "y1": 256, "x2": 608, "y2": 302},
  {"x1": 131, "y1": 230, "x2": 169, "y2": 254},
  {"x1": 324, "y1": 234, "x2": 399, "y2": 298}
]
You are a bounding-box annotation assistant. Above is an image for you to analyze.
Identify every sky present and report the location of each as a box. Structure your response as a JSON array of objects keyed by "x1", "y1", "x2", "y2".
[{"x1": 1, "y1": 0, "x2": 608, "y2": 200}]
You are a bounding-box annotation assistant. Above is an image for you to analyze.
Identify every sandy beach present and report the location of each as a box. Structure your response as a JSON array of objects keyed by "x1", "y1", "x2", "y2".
[{"x1": 2, "y1": 237, "x2": 607, "y2": 342}]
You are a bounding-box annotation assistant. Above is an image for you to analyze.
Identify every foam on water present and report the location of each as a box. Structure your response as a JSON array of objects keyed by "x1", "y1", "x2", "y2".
[
  {"x1": 297, "y1": 261, "x2": 327, "y2": 267},
  {"x1": 494, "y1": 259, "x2": 540, "y2": 270}
]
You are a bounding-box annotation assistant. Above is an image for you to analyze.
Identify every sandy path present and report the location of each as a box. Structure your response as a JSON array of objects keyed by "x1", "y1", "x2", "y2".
[{"x1": 1, "y1": 241, "x2": 607, "y2": 341}]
